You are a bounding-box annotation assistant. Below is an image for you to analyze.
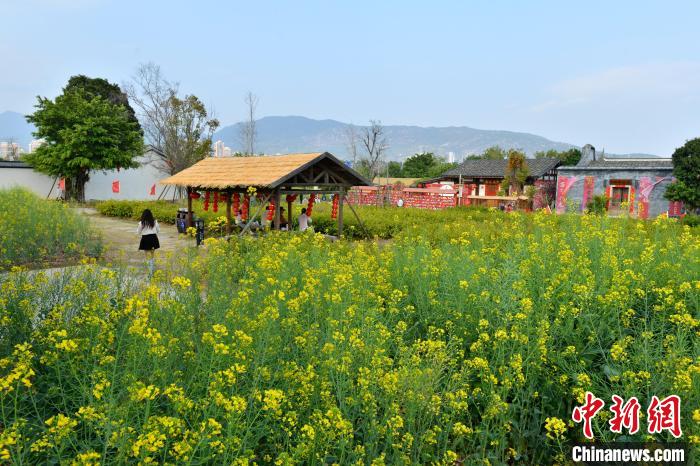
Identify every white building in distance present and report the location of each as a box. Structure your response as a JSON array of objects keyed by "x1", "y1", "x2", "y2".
[
  {"x1": 212, "y1": 139, "x2": 234, "y2": 157},
  {"x1": 0, "y1": 142, "x2": 22, "y2": 160},
  {"x1": 29, "y1": 139, "x2": 45, "y2": 153}
]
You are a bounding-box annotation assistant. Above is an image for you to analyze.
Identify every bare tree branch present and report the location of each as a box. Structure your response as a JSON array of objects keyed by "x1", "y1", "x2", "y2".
[
  {"x1": 239, "y1": 91, "x2": 258, "y2": 155},
  {"x1": 360, "y1": 120, "x2": 388, "y2": 179}
]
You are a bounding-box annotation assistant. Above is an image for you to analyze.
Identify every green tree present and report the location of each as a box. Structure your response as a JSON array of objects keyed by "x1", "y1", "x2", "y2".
[
  {"x1": 25, "y1": 89, "x2": 144, "y2": 202},
  {"x1": 482, "y1": 145, "x2": 507, "y2": 160},
  {"x1": 387, "y1": 161, "x2": 403, "y2": 177},
  {"x1": 64, "y1": 75, "x2": 139, "y2": 125},
  {"x1": 534, "y1": 148, "x2": 581, "y2": 165},
  {"x1": 504, "y1": 149, "x2": 530, "y2": 194},
  {"x1": 665, "y1": 137, "x2": 700, "y2": 210},
  {"x1": 402, "y1": 152, "x2": 439, "y2": 177}
]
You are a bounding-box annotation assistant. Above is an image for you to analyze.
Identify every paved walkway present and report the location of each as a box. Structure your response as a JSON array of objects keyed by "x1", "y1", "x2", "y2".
[{"x1": 75, "y1": 208, "x2": 188, "y2": 265}]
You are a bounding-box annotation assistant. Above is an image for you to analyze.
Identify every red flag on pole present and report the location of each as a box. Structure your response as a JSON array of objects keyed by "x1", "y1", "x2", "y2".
[
  {"x1": 58, "y1": 178, "x2": 65, "y2": 190},
  {"x1": 149, "y1": 184, "x2": 156, "y2": 196},
  {"x1": 112, "y1": 180, "x2": 120, "y2": 193}
]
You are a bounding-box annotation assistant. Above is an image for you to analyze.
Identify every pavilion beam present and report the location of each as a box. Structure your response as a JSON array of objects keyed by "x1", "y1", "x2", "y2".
[
  {"x1": 225, "y1": 191, "x2": 232, "y2": 234},
  {"x1": 344, "y1": 194, "x2": 371, "y2": 238},
  {"x1": 273, "y1": 189, "x2": 281, "y2": 230},
  {"x1": 239, "y1": 193, "x2": 272, "y2": 237},
  {"x1": 186, "y1": 187, "x2": 193, "y2": 228}
]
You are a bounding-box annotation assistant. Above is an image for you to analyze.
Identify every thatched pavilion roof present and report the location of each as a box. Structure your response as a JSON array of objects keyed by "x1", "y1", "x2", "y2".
[{"x1": 160, "y1": 152, "x2": 369, "y2": 190}]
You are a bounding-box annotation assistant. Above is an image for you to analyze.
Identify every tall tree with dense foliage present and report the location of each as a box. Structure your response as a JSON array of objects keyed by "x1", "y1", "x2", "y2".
[
  {"x1": 665, "y1": 137, "x2": 700, "y2": 210},
  {"x1": 25, "y1": 83, "x2": 144, "y2": 202},
  {"x1": 64, "y1": 75, "x2": 139, "y2": 125},
  {"x1": 504, "y1": 149, "x2": 530, "y2": 194}
]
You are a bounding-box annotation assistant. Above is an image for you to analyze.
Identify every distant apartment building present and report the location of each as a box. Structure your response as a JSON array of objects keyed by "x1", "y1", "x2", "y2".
[
  {"x1": 0, "y1": 142, "x2": 22, "y2": 160},
  {"x1": 29, "y1": 139, "x2": 45, "y2": 153},
  {"x1": 212, "y1": 140, "x2": 234, "y2": 157}
]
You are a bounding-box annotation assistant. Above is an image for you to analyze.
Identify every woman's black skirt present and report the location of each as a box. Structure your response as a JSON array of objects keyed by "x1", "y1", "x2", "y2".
[{"x1": 139, "y1": 234, "x2": 160, "y2": 251}]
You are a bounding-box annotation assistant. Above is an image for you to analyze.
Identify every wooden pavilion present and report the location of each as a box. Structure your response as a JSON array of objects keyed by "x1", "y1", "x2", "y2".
[{"x1": 160, "y1": 152, "x2": 371, "y2": 236}]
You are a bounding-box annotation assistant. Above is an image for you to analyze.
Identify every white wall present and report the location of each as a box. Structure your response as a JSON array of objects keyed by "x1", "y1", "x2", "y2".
[
  {"x1": 0, "y1": 164, "x2": 61, "y2": 198},
  {"x1": 0, "y1": 149, "x2": 170, "y2": 201},
  {"x1": 84, "y1": 149, "x2": 168, "y2": 201}
]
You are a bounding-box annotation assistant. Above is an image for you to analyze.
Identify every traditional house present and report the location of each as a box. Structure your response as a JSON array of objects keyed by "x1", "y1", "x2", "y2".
[
  {"x1": 555, "y1": 144, "x2": 675, "y2": 218},
  {"x1": 431, "y1": 157, "x2": 561, "y2": 208}
]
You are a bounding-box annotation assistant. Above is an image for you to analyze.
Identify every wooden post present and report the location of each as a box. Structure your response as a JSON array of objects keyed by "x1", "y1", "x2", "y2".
[
  {"x1": 273, "y1": 190, "x2": 281, "y2": 230},
  {"x1": 337, "y1": 191, "x2": 344, "y2": 237},
  {"x1": 225, "y1": 191, "x2": 232, "y2": 234},
  {"x1": 186, "y1": 187, "x2": 193, "y2": 228},
  {"x1": 287, "y1": 196, "x2": 293, "y2": 231}
]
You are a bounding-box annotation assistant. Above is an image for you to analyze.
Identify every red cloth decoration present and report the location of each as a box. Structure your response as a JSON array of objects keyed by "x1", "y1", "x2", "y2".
[
  {"x1": 112, "y1": 180, "x2": 120, "y2": 193},
  {"x1": 58, "y1": 178, "x2": 65, "y2": 191},
  {"x1": 204, "y1": 191, "x2": 210, "y2": 211},
  {"x1": 149, "y1": 184, "x2": 156, "y2": 196},
  {"x1": 213, "y1": 192, "x2": 219, "y2": 213},
  {"x1": 233, "y1": 193, "x2": 240, "y2": 213},
  {"x1": 331, "y1": 194, "x2": 339, "y2": 219},
  {"x1": 307, "y1": 194, "x2": 316, "y2": 217}
]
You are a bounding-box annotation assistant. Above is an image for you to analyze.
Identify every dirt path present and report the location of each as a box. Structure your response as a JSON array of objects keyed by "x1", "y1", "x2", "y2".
[{"x1": 75, "y1": 208, "x2": 191, "y2": 265}]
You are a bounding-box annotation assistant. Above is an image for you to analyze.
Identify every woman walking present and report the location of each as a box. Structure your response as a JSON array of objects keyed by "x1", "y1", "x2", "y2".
[{"x1": 137, "y1": 209, "x2": 160, "y2": 273}]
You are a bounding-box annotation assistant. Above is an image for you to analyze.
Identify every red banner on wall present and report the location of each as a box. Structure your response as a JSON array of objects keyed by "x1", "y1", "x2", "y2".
[
  {"x1": 112, "y1": 180, "x2": 120, "y2": 193},
  {"x1": 581, "y1": 176, "x2": 595, "y2": 211},
  {"x1": 668, "y1": 201, "x2": 683, "y2": 217},
  {"x1": 556, "y1": 176, "x2": 578, "y2": 213}
]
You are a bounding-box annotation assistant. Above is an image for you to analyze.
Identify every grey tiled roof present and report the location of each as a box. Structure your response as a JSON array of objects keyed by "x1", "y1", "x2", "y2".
[
  {"x1": 0, "y1": 160, "x2": 31, "y2": 168},
  {"x1": 442, "y1": 158, "x2": 560, "y2": 179},
  {"x1": 582, "y1": 158, "x2": 673, "y2": 169}
]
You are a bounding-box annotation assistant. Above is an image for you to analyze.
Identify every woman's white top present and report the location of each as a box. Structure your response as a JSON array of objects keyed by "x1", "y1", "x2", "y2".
[
  {"x1": 137, "y1": 220, "x2": 160, "y2": 236},
  {"x1": 298, "y1": 213, "x2": 310, "y2": 231}
]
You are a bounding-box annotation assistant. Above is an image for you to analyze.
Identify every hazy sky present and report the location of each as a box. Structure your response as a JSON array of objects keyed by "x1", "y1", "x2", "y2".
[{"x1": 3, "y1": 0, "x2": 699, "y2": 155}]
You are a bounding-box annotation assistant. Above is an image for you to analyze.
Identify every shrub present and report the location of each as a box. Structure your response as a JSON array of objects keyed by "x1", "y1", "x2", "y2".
[
  {"x1": 0, "y1": 187, "x2": 101, "y2": 269},
  {"x1": 586, "y1": 194, "x2": 609, "y2": 215}
]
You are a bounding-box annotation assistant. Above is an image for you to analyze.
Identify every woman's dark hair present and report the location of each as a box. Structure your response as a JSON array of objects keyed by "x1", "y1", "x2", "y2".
[
  {"x1": 140, "y1": 209, "x2": 155, "y2": 229},
  {"x1": 301, "y1": 207, "x2": 307, "y2": 214}
]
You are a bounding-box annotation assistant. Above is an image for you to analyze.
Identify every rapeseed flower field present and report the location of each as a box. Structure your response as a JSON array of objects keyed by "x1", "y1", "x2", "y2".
[
  {"x1": 0, "y1": 188, "x2": 102, "y2": 269},
  {"x1": 1, "y1": 205, "x2": 698, "y2": 464}
]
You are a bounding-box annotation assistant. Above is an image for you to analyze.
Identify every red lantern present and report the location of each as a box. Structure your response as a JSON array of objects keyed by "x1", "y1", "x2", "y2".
[
  {"x1": 189, "y1": 191, "x2": 201, "y2": 199},
  {"x1": 286, "y1": 194, "x2": 298, "y2": 203},
  {"x1": 233, "y1": 193, "x2": 240, "y2": 212},
  {"x1": 331, "y1": 194, "x2": 339, "y2": 219},
  {"x1": 266, "y1": 201, "x2": 275, "y2": 221},
  {"x1": 307, "y1": 194, "x2": 316, "y2": 217},
  {"x1": 204, "y1": 191, "x2": 210, "y2": 211},
  {"x1": 242, "y1": 195, "x2": 250, "y2": 221},
  {"x1": 213, "y1": 192, "x2": 219, "y2": 213}
]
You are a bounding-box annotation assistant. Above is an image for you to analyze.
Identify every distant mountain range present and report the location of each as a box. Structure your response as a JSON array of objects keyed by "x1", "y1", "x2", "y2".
[{"x1": 1, "y1": 110, "x2": 660, "y2": 159}]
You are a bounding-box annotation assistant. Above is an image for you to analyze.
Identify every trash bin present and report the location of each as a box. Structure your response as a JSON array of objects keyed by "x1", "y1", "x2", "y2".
[
  {"x1": 176, "y1": 208, "x2": 188, "y2": 233},
  {"x1": 195, "y1": 217, "x2": 205, "y2": 246}
]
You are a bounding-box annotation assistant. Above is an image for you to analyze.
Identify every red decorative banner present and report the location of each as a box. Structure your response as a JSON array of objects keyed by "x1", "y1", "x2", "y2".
[
  {"x1": 58, "y1": 178, "x2": 65, "y2": 191},
  {"x1": 556, "y1": 176, "x2": 578, "y2": 213},
  {"x1": 112, "y1": 180, "x2": 120, "y2": 193},
  {"x1": 668, "y1": 201, "x2": 683, "y2": 217},
  {"x1": 149, "y1": 184, "x2": 156, "y2": 196}
]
